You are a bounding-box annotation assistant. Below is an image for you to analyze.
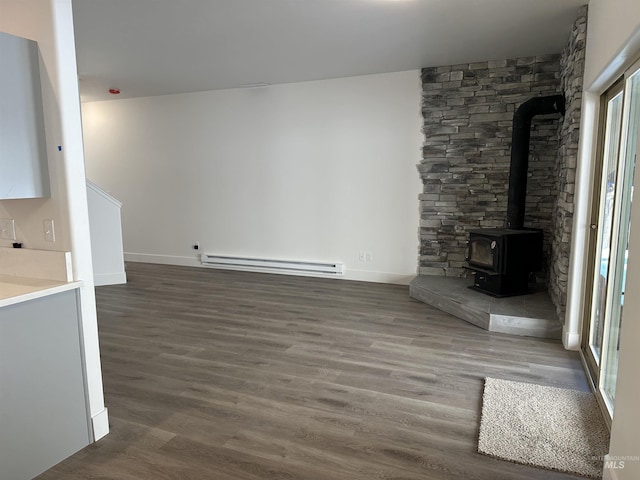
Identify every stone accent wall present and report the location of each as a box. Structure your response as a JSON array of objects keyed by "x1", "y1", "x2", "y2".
[
  {"x1": 417, "y1": 6, "x2": 587, "y2": 323},
  {"x1": 550, "y1": 6, "x2": 588, "y2": 322},
  {"x1": 419, "y1": 56, "x2": 562, "y2": 278}
]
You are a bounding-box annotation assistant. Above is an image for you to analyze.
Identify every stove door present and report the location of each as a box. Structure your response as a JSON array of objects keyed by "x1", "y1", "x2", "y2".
[{"x1": 467, "y1": 236, "x2": 499, "y2": 272}]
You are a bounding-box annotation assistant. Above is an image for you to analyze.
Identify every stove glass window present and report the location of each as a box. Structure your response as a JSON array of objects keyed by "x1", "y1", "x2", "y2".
[{"x1": 470, "y1": 239, "x2": 494, "y2": 268}]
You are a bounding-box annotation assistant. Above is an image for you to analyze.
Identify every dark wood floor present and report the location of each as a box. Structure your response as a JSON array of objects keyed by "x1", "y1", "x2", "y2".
[{"x1": 38, "y1": 262, "x2": 589, "y2": 480}]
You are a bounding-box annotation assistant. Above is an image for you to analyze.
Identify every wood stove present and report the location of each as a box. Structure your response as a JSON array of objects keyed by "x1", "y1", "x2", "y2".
[
  {"x1": 466, "y1": 94, "x2": 565, "y2": 297},
  {"x1": 467, "y1": 228, "x2": 543, "y2": 296}
]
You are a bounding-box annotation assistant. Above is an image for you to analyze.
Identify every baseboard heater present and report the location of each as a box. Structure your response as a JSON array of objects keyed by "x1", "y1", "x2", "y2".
[{"x1": 200, "y1": 254, "x2": 344, "y2": 276}]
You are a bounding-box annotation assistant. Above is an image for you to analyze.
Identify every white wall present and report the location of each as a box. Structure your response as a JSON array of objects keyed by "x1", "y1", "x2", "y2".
[
  {"x1": 0, "y1": 0, "x2": 108, "y2": 440},
  {"x1": 566, "y1": 1, "x2": 640, "y2": 479},
  {"x1": 584, "y1": 0, "x2": 640, "y2": 90},
  {"x1": 82, "y1": 71, "x2": 423, "y2": 284}
]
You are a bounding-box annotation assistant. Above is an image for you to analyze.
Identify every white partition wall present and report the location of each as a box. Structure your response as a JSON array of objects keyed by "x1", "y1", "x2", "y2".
[
  {"x1": 87, "y1": 180, "x2": 126, "y2": 286},
  {"x1": 0, "y1": 0, "x2": 108, "y2": 442}
]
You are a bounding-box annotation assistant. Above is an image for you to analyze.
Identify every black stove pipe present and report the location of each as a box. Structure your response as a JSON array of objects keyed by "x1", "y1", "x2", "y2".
[{"x1": 506, "y1": 95, "x2": 565, "y2": 229}]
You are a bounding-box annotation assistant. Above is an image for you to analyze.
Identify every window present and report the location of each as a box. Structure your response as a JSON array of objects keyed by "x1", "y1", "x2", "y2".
[{"x1": 582, "y1": 60, "x2": 640, "y2": 421}]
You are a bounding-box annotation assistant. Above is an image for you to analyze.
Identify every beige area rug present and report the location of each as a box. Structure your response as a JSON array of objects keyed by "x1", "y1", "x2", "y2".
[{"x1": 478, "y1": 378, "x2": 609, "y2": 479}]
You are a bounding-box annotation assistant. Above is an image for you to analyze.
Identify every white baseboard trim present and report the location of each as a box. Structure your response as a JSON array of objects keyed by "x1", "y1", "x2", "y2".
[
  {"x1": 125, "y1": 252, "x2": 201, "y2": 268},
  {"x1": 563, "y1": 327, "x2": 581, "y2": 351},
  {"x1": 124, "y1": 252, "x2": 415, "y2": 285},
  {"x1": 94, "y1": 272, "x2": 127, "y2": 286},
  {"x1": 91, "y1": 407, "x2": 109, "y2": 441},
  {"x1": 343, "y1": 269, "x2": 415, "y2": 285}
]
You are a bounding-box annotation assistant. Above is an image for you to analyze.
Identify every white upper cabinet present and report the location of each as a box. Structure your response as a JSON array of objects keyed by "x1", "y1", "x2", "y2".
[{"x1": 0, "y1": 32, "x2": 50, "y2": 199}]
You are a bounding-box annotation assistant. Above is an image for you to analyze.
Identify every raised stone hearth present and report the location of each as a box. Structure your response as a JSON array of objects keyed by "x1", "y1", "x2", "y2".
[{"x1": 410, "y1": 275, "x2": 562, "y2": 339}]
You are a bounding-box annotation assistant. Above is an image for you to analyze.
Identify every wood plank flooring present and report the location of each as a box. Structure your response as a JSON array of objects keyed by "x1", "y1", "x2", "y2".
[{"x1": 38, "y1": 262, "x2": 590, "y2": 480}]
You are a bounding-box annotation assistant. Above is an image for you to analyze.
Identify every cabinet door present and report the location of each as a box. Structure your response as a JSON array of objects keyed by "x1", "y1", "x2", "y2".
[
  {"x1": 0, "y1": 32, "x2": 50, "y2": 199},
  {"x1": 0, "y1": 290, "x2": 91, "y2": 480}
]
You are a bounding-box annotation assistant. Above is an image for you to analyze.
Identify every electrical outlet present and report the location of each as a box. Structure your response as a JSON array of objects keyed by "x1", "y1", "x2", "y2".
[
  {"x1": 0, "y1": 218, "x2": 16, "y2": 240},
  {"x1": 359, "y1": 251, "x2": 374, "y2": 262},
  {"x1": 43, "y1": 219, "x2": 55, "y2": 242}
]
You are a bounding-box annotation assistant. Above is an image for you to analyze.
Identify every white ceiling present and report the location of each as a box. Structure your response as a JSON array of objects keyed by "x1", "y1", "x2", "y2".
[{"x1": 72, "y1": 0, "x2": 587, "y2": 102}]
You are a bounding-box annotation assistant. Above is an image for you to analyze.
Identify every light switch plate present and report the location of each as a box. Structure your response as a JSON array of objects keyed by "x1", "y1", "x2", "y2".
[
  {"x1": 43, "y1": 219, "x2": 55, "y2": 242},
  {"x1": 0, "y1": 218, "x2": 16, "y2": 240}
]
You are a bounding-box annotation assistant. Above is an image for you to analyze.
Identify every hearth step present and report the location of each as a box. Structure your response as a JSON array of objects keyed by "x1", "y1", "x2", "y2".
[{"x1": 409, "y1": 275, "x2": 562, "y2": 339}]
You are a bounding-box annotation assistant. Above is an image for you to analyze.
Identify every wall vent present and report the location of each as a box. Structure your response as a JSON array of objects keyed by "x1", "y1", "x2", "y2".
[{"x1": 200, "y1": 254, "x2": 344, "y2": 276}]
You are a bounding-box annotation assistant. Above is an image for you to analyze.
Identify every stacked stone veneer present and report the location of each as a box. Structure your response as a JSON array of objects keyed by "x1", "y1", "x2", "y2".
[
  {"x1": 550, "y1": 6, "x2": 587, "y2": 321},
  {"x1": 419, "y1": 55, "x2": 562, "y2": 278},
  {"x1": 418, "y1": 6, "x2": 587, "y2": 322}
]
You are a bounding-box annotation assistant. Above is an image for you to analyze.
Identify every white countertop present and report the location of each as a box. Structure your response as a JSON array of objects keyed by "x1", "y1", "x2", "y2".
[{"x1": 0, "y1": 275, "x2": 81, "y2": 308}]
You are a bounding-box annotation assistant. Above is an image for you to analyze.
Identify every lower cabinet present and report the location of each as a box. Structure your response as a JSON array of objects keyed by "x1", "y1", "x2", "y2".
[{"x1": 0, "y1": 289, "x2": 91, "y2": 480}]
